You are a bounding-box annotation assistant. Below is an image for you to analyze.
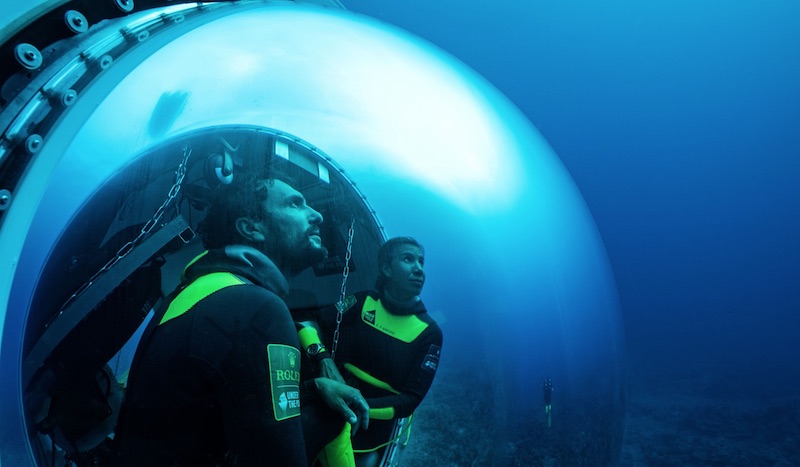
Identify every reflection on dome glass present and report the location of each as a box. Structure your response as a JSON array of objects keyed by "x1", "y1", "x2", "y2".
[{"x1": 23, "y1": 126, "x2": 387, "y2": 463}]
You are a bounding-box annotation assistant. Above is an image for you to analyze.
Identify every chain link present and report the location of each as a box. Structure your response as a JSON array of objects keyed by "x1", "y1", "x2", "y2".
[
  {"x1": 331, "y1": 218, "x2": 355, "y2": 360},
  {"x1": 57, "y1": 146, "x2": 192, "y2": 315}
]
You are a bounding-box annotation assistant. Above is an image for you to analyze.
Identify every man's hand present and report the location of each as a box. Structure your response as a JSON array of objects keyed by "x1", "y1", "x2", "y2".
[
  {"x1": 319, "y1": 358, "x2": 346, "y2": 383},
  {"x1": 314, "y1": 377, "x2": 369, "y2": 435}
]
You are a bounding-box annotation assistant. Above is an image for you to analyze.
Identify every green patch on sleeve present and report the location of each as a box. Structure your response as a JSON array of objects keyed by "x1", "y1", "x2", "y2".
[{"x1": 267, "y1": 344, "x2": 301, "y2": 421}]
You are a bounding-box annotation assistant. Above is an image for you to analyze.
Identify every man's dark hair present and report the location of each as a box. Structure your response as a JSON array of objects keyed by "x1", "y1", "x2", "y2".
[
  {"x1": 375, "y1": 236, "x2": 424, "y2": 293},
  {"x1": 198, "y1": 163, "x2": 297, "y2": 250}
]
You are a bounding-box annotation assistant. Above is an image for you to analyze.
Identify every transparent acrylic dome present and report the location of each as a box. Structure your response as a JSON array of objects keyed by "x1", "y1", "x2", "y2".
[{"x1": 1, "y1": 2, "x2": 624, "y2": 465}]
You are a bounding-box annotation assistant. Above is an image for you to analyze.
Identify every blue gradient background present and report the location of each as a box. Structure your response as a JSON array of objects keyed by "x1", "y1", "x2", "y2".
[
  {"x1": 340, "y1": 1, "x2": 800, "y2": 462},
  {"x1": 342, "y1": 0, "x2": 800, "y2": 393}
]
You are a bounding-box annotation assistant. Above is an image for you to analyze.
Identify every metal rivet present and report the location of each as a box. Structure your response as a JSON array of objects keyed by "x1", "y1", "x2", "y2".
[
  {"x1": 115, "y1": 0, "x2": 134, "y2": 13},
  {"x1": 61, "y1": 89, "x2": 78, "y2": 107},
  {"x1": 136, "y1": 31, "x2": 149, "y2": 42},
  {"x1": 65, "y1": 10, "x2": 89, "y2": 34},
  {"x1": 0, "y1": 189, "x2": 11, "y2": 211},
  {"x1": 14, "y1": 43, "x2": 43, "y2": 69},
  {"x1": 98, "y1": 55, "x2": 113, "y2": 69},
  {"x1": 26, "y1": 135, "x2": 43, "y2": 154}
]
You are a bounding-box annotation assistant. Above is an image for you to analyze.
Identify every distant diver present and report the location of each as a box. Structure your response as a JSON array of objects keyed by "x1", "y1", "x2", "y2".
[{"x1": 543, "y1": 378, "x2": 553, "y2": 428}]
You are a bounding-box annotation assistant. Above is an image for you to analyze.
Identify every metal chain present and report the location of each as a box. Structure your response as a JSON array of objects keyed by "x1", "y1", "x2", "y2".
[
  {"x1": 331, "y1": 218, "x2": 355, "y2": 360},
  {"x1": 57, "y1": 146, "x2": 192, "y2": 314}
]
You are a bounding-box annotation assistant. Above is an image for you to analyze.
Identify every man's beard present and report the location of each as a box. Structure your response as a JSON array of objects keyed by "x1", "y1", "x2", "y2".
[
  {"x1": 285, "y1": 237, "x2": 328, "y2": 276},
  {"x1": 265, "y1": 228, "x2": 328, "y2": 277}
]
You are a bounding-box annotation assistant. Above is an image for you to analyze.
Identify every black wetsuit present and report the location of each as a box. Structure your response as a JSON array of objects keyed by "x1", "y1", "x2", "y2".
[
  {"x1": 298, "y1": 291, "x2": 442, "y2": 452},
  {"x1": 114, "y1": 246, "x2": 318, "y2": 466}
]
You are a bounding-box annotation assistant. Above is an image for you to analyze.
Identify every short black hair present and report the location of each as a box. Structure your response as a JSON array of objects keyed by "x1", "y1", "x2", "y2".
[
  {"x1": 198, "y1": 163, "x2": 296, "y2": 250},
  {"x1": 374, "y1": 236, "x2": 424, "y2": 293}
]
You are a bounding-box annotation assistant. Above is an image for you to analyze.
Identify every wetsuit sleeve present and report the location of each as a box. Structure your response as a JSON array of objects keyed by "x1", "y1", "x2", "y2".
[
  {"x1": 293, "y1": 297, "x2": 353, "y2": 362},
  {"x1": 363, "y1": 325, "x2": 443, "y2": 419},
  {"x1": 204, "y1": 285, "x2": 308, "y2": 466},
  {"x1": 294, "y1": 303, "x2": 339, "y2": 342},
  {"x1": 294, "y1": 291, "x2": 365, "y2": 340}
]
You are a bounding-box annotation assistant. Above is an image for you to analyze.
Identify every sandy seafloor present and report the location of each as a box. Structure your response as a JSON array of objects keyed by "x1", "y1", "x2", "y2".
[{"x1": 393, "y1": 360, "x2": 800, "y2": 466}]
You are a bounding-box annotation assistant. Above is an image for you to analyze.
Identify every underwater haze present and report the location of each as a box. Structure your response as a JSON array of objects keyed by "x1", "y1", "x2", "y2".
[
  {"x1": 342, "y1": 0, "x2": 800, "y2": 464},
  {"x1": 1, "y1": 0, "x2": 798, "y2": 465}
]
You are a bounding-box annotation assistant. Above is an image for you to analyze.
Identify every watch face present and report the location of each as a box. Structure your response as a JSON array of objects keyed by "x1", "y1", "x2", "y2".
[{"x1": 307, "y1": 344, "x2": 320, "y2": 356}]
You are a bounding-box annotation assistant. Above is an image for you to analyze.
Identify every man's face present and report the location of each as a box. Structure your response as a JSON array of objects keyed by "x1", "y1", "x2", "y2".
[
  {"x1": 252, "y1": 179, "x2": 327, "y2": 275},
  {"x1": 382, "y1": 244, "x2": 425, "y2": 301}
]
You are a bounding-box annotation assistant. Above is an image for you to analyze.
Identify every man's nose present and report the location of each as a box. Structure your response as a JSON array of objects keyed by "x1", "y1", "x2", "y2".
[{"x1": 308, "y1": 206, "x2": 323, "y2": 224}]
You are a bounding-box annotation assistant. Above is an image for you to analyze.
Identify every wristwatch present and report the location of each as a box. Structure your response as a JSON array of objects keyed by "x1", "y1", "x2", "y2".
[{"x1": 306, "y1": 343, "x2": 325, "y2": 358}]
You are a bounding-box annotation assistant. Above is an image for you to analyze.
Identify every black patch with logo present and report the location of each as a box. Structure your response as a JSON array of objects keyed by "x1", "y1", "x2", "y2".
[
  {"x1": 362, "y1": 308, "x2": 376, "y2": 324},
  {"x1": 421, "y1": 344, "x2": 441, "y2": 373}
]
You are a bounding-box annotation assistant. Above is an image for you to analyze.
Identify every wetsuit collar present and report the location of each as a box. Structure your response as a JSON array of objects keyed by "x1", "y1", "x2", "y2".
[
  {"x1": 184, "y1": 245, "x2": 290, "y2": 299},
  {"x1": 379, "y1": 290, "x2": 427, "y2": 316}
]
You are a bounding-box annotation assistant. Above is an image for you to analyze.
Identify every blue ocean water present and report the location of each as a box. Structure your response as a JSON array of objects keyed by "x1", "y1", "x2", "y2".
[
  {"x1": 1, "y1": 1, "x2": 797, "y2": 465},
  {"x1": 343, "y1": 0, "x2": 800, "y2": 463}
]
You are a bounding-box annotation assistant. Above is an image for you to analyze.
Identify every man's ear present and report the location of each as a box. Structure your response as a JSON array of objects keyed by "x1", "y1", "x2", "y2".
[
  {"x1": 380, "y1": 263, "x2": 392, "y2": 279},
  {"x1": 235, "y1": 217, "x2": 267, "y2": 243}
]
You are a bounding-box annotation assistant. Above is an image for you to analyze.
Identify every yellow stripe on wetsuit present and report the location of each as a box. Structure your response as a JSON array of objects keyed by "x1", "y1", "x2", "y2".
[
  {"x1": 344, "y1": 363, "x2": 397, "y2": 420},
  {"x1": 159, "y1": 272, "x2": 246, "y2": 325},
  {"x1": 361, "y1": 296, "x2": 429, "y2": 343}
]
